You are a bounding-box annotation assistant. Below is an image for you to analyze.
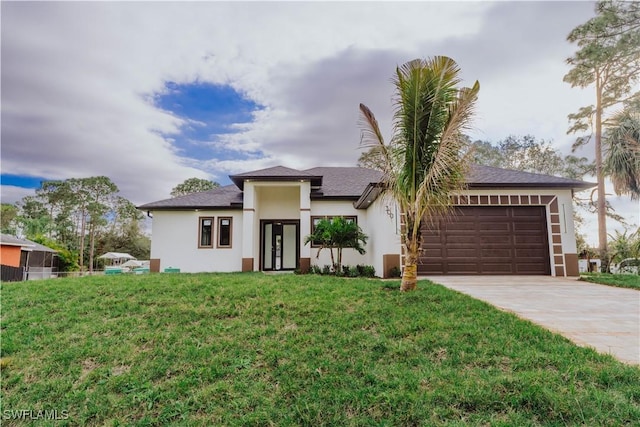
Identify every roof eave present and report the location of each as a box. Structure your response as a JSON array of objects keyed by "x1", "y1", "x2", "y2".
[
  {"x1": 467, "y1": 182, "x2": 596, "y2": 191},
  {"x1": 230, "y1": 175, "x2": 323, "y2": 190},
  {"x1": 137, "y1": 205, "x2": 243, "y2": 211},
  {"x1": 354, "y1": 183, "x2": 384, "y2": 209}
]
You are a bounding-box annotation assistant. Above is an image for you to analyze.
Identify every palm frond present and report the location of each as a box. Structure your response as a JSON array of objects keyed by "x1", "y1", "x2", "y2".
[
  {"x1": 358, "y1": 56, "x2": 479, "y2": 290},
  {"x1": 604, "y1": 109, "x2": 640, "y2": 200}
]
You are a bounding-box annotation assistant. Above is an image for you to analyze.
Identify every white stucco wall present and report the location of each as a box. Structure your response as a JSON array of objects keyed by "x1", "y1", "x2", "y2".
[
  {"x1": 148, "y1": 184, "x2": 581, "y2": 277},
  {"x1": 364, "y1": 196, "x2": 402, "y2": 277},
  {"x1": 150, "y1": 210, "x2": 243, "y2": 273}
]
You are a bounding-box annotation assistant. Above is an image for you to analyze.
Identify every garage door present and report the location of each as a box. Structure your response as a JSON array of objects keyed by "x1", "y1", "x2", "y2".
[{"x1": 419, "y1": 206, "x2": 550, "y2": 275}]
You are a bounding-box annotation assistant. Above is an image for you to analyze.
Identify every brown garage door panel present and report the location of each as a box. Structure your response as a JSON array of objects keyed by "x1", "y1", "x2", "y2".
[
  {"x1": 448, "y1": 248, "x2": 483, "y2": 257},
  {"x1": 481, "y1": 263, "x2": 514, "y2": 274},
  {"x1": 478, "y1": 235, "x2": 512, "y2": 245},
  {"x1": 444, "y1": 222, "x2": 476, "y2": 232},
  {"x1": 479, "y1": 223, "x2": 510, "y2": 231},
  {"x1": 481, "y1": 249, "x2": 512, "y2": 257},
  {"x1": 419, "y1": 206, "x2": 551, "y2": 275}
]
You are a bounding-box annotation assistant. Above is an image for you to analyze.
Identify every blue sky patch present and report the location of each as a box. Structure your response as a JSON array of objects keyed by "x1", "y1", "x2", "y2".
[
  {"x1": 1, "y1": 174, "x2": 48, "y2": 189},
  {"x1": 156, "y1": 82, "x2": 264, "y2": 161}
]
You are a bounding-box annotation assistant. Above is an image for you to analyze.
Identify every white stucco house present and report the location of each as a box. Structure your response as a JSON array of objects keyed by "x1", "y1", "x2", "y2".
[{"x1": 138, "y1": 165, "x2": 593, "y2": 278}]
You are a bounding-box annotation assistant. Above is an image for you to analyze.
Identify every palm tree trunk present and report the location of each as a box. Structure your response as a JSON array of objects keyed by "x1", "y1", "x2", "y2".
[{"x1": 401, "y1": 238, "x2": 419, "y2": 291}]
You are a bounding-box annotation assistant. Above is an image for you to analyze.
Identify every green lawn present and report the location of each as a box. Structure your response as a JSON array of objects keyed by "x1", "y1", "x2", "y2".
[
  {"x1": 2, "y1": 273, "x2": 639, "y2": 426},
  {"x1": 580, "y1": 272, "x2": 640, "y2": 290}
]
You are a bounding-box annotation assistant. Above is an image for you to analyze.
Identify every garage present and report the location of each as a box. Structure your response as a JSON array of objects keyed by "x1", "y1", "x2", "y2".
[{"x1": 419, "y1": 206, "x2": 551, "y2": 275}]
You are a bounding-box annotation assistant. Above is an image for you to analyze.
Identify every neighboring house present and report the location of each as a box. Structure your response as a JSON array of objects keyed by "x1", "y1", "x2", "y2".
[
  {"x1": 0, "y1": 234, "x2": 59, "y2": 281},
  {"x1": 138, "y1": 165, "x2": 594, "y2": 277}
]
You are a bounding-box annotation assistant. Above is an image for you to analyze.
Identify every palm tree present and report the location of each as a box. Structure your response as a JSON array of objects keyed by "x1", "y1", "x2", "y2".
[
  {"x1": 359, "y1": 57, "x2": 480, "y2": 291},
  {"x1": 604, "y1": 109, "x2": 640, "y2": 200},
  {"x1": 304, "y1": 217, "x2": 367, "y2": 274}
]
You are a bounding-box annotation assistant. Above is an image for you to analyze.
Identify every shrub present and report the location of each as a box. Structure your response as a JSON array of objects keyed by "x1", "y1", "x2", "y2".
[
  {"x1": 310, "y1": 265, "x2": 322, "y2": 275},
  {"x1": 389, "y1": 266, "x2": 401, "y2": 278},
  {"x1": 357, "y1": 265, "x2": 376, "y2": 278}
]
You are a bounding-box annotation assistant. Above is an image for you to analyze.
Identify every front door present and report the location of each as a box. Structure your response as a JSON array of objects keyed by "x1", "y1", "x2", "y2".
[{"x1": 261, "y1": 220, "x2": 299, "y2": 271}]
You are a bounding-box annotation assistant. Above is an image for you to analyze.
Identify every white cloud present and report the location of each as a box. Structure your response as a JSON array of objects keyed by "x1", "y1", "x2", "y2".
[
  {"x1": 0, "y1": 186, "x2": 36, "y2": 205},
  {"x1": 6, "y1": 0, "x2": 635, "y2": 245}
]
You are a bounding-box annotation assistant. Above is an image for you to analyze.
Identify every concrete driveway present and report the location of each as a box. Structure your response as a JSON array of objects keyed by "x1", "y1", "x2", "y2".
[{"x1": 423, "y1": 275, "x2": 640, "y2": 365}]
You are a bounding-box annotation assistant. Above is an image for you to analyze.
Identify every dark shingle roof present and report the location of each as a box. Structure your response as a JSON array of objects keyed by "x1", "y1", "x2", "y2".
[
  {"x1": 304, "y1": 167, "x2": 383, "y2": 197},
  {"x1": 138, "y1": 184, "x2": 243, "y2": 210},
  {"x1": 138, "y1": 165, "x2": 594, "y2": 210},
  {"x1": 466, "y1": 164, "x2": 594, "y2": 189}
]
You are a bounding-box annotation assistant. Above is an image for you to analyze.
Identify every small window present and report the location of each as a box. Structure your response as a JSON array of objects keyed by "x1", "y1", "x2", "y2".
[
  {"x1": 199, "y1": 217, "x2": 214, "y2": 248},
  {"x1": 218, "y1": 217, "x2": 233, "y2": 248}
]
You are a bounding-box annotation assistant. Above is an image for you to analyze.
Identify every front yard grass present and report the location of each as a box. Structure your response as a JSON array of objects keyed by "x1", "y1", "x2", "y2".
[
  {"x1": 580, "y1": 272, "x2": 640, "y2": 290},
  {"x1": 2, "y1": 273, "x2": 639, "y2": 426}
]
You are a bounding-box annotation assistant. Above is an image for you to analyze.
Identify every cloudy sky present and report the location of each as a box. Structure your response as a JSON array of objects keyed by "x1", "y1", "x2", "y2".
[{"x1": 2, "y1": 1, "x2": 638, "y2": 245}]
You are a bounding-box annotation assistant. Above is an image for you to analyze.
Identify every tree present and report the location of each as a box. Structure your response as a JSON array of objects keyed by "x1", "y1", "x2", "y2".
[
  {"x1": 564, "y1": 0, "x2": 640, "y2": 268},
  {"x1": 469, "y1": 135, "x2": 567, "y2": 176},
  {"x1": 17, "y1": 196, "x2": 51, "y2": 237},
  {"x1": 604, "y1": 108, "x2": 640, "y2": 200},
  {"x1": 357, "y1": 146, "x2": 386, "y2": 171},
  {"x1": 304, "y1": 217, "x2": 368, "y2": 274},
  {"x1": 359, "y1": 56, "x2": 479, "y2": 291},
  {"x1": 1, "y1": 204, "x2": 19, "y2": 235},
  {"x1": 96, "y1": 197, "x2": 150, "y2": 261},
  {"x1": 171, "y1": 178, "x2": 219, "y2": 197},
  {"x1": 607, "y1": 228, "x2": 640, "y2": 266}
]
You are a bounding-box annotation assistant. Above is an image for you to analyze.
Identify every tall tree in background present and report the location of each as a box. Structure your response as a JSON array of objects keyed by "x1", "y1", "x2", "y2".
[
  {"x1": 171, "y1": 177, "x2": 220, "y2": 197},
  {"x1": 467, "y1": 135, "x2": 594, "y2": 179},
  {"x1": 564, "y1": 0, "x2": 640, "y2": 268},
  {"x1": 14, "y1": 176, "x2": 148, "y2": 272},
  {"x1": 360, "y1": 56, "x2": 479, "y2": 291},
  {"x1": 83, "y1": 177, "x2": 119, "y2": 273}
]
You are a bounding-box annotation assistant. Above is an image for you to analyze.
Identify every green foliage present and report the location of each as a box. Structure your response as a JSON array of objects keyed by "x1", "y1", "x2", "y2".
[
  {"x1": 170, "y1": 177, "x2": 220, "y2": 197},
  {"x1": 30, "y1": 235, "x2": 79, "y2": 272},
  {"x1": 0, "y1": 204, "x2": 19, "y2": 235},
  {"x1": 309, "y1": 264, "x2": 375, "y2": 278},
  {"x1": 14, "y1": 176, "x2": 148, "y2": 272},
  {"x1": 469, "y1": 135, "x2": 593, "y2": 178},
  {"x1": 389, "y1": 266, "x2": 402, "y2": 278},
  {"x1": 2, "y1": 273, "x2": 639, "y2": 425},
  {"x1": 607, "y1": 228, "x2": 640, "y2": 264},
  {"x1": 565, "y1": 1, "x2": 640, "y2": 134},
  {"x1": 604, "y1": 108, "x2": 640, "y2": 199},
  {"x1": 580, "y1": 272, "x2": 640, "y2": 289},
  {"x1": 356, "y1": 264, "x2": 376, "y2": 278},
  {"x1": 304, "y1": 217, "x2": 368, "y2": 273},
  {"x1": 359, "y1": 56, "x2": 479, "y2": 290},
  {"x1": 564, "y1": 0, "x2": 640, "y2": 258}
]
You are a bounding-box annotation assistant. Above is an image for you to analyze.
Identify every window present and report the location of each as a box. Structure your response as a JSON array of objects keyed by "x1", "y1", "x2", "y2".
[
  {"x1": 218, "y1": 217, "x2": 233, "y2": 248},
  {"x1": 199, "y1": 217, "x2": 214, "y2": 248},
  {"x1": 310, "y1": 216, "x2": 357, "y2": 247}
]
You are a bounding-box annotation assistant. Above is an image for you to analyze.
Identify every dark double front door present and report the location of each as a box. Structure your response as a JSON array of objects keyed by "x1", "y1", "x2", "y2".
[{"x1": 261, "y1": 220, "x2": 299, "y2": 271}]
